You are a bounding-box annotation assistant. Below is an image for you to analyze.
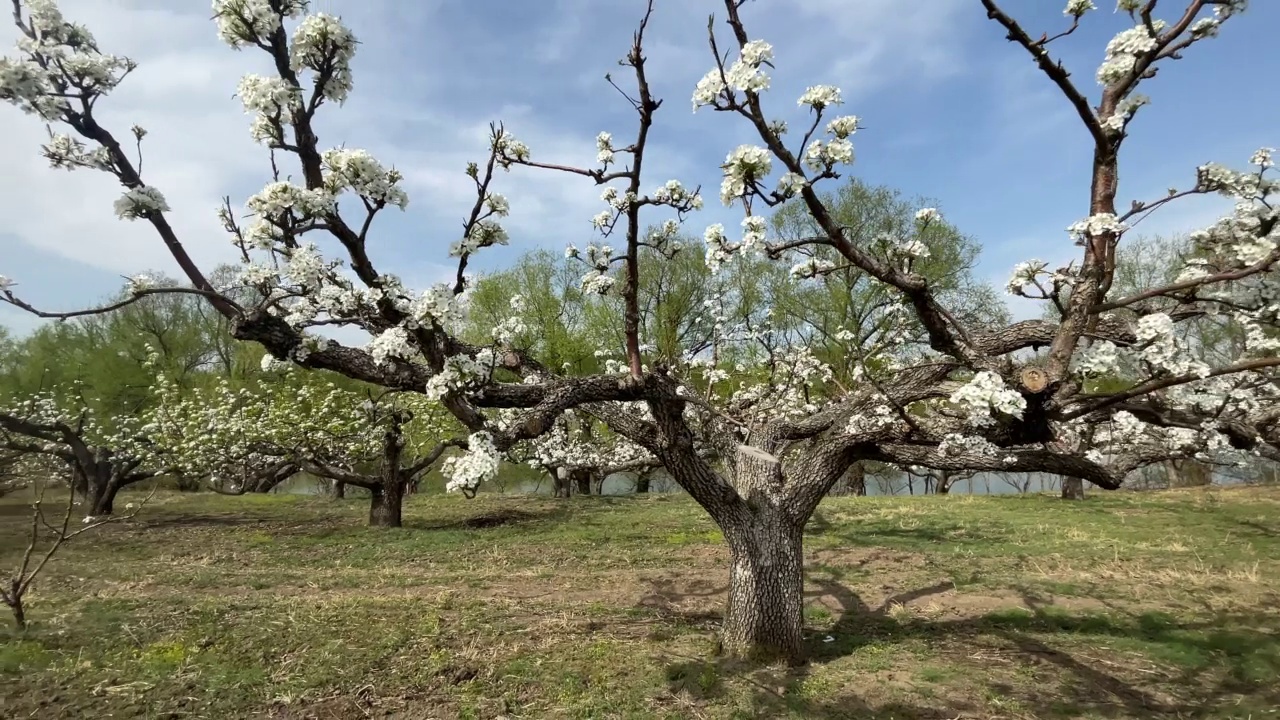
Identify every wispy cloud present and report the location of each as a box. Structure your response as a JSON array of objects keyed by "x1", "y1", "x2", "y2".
[{"x1": 1, "y1": 0, "x2": 1276, "y2": 336}]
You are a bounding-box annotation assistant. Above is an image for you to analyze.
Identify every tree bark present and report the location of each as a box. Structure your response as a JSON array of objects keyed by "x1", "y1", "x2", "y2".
[
  {"x1": 635, "y1": 473, "x2": 651, "y2": 493},
  {"x1": 721, "y1": 515, "x2": 805, "y2": 663},
  {"x1": 333, "y1": 480, "x2": 346, "y2": 499},
  {"x1": 552, "y1": 467, "x2": 571, "y2": 498},
  {"x1": 1062, "y1": 476, "x2": 1085, "y2": 500},
  {"x1": 572, "y1": 468, "x2": 592, "y2": 496},
  {"x1": 86, "y1": 474, "x2": 119, "y2": 516},
  {"x1": 368, "y1": 483, "x2": 403, "y2": 528},
  {"x1": 718, "y1": 446, "x2": 806, "y2": 664},
  {"x1": 7, "y1": 597, "x2": 25, "y2": 631}
]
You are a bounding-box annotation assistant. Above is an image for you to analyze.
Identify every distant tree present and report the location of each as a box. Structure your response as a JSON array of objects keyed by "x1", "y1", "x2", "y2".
[
  {"x1": 0, "y1": 387, "x2": 160, "y2": 516},
  {"x1": 147, "y1": 361, "x2": 463, "y2": 527}
]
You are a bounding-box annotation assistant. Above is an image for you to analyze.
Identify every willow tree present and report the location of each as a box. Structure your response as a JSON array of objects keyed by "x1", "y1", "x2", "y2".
[{"x1": 2, "y1": 0, "x2": 1277, "y2": 663}]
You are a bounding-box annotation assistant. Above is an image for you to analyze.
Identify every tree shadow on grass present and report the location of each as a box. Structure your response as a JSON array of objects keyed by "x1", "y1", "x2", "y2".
[
  {"x1": 641, "y1": 568, "x2": 1280, "y2": 719},
  {"x1": 135, "y1": 514, "x2": 265, "y2": 530},
  {"x1": 412, "y1": 505, "x2": 571, "y2": 531}
]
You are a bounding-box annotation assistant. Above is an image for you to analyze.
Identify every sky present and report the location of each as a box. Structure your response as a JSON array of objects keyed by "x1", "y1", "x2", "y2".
[{"x1": 1, "y1": 0, "x2": 1277, "y2": 338}]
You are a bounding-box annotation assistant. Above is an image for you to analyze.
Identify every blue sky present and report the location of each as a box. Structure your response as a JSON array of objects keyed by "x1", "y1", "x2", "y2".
[{"x1": 2, "y1": 0, "x2": 1276, "y2": 337}]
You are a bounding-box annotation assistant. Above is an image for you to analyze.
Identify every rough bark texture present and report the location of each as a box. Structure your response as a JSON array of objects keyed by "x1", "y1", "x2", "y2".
[
  {"x1": 718, "y1": 447, "x2": 806, "y2": 664},
  {"x1": 333, "y1": 480, "x2": 346, "y2": 499},
  {"x1": 635, "y1": 474, "x2": 651, "y2": 493},
  {"x1": 368, "y1": 484, "x2": 403, "y2": 528},
  {"x1": 1062, "y1": 476, "x2": 1085, "y2": 500},
  {"x1": 571, "y1": 468, "x2": 593, "y2": 496}
]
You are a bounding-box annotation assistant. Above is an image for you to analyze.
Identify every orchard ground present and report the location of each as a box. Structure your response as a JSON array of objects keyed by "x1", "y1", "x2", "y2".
[{"x1": 2, "y1": 485, "x2": 1278, "y2": 719}]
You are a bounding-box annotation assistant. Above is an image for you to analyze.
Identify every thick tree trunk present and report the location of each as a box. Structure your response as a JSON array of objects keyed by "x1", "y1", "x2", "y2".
[
  {"x1": 333, "y1": 480, "x2": 346, "y2": 499},
  {"x1": 721, "y1": 514, "x2": 805, "y2": 663},
  {"x1": 572, "y1": 468, "x2": 592, "y2": 496},
  {"x1": 1062, "y1": 476, "x2": 1085, "y2": 500},
  {"x1": 368, "y1": 483, "x2": 404, "y2": 528},
  {"x1": 87, "y1": 476, "x2": 119, "y2": 516},
  {"x1": 718, "y1": 447, "x2": 807, "y2": 664},
  {"x1": 635, "y1": 474, "x2": 651, "y2": 493},
  {"x1": 368, "y1": 417, "x2": 407, "y2": 527}
]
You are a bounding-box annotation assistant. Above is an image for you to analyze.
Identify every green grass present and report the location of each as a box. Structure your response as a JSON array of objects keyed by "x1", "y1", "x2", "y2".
[{"x1": 2, "y1": 485, "x2": 1279, "y2": 718}]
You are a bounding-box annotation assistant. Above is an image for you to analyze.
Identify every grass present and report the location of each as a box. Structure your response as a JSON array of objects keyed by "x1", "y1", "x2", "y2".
[{"x1": 2, "y1": 485, "x2": 1279, "y2": 718}]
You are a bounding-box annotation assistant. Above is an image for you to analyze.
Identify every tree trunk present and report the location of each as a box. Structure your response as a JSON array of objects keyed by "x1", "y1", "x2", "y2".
[
  {"x1": 87, "y1": 476, "x2": 118, "y2": 516},
  {"x1": 718, "y1": 446, "x2": 806, "y2": 664},
  {"x1": 720, "y1": 515, "x2": 805, "y2": 663},
  {"x1": 368, "y1": 483, "x2": 404, "y2": 528},
  {"x1": 572, "y1": 468, "x2": 592, "y2": 496},
  {"x1": 635, "y1": 474, "x2": 651, "y2": 494},
  {"x1": 1062, "y1": 476, "x2": 1085, "y2": 500},
  {"x1": 552, "y1": 467, "x2": 571, "y2": 498},
  {"x1": 333, "y1": 480, "x2": 346, "y2": 499},
  {"x1": 7, "y1": 597, "x2": 25, "y2": 631}
]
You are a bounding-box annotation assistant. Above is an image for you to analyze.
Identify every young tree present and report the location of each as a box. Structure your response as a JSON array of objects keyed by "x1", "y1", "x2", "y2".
[
  {"x1": 2, "y1": 477, "x2": 151, "y2": 630},
  {"x1": 1, "y1": 0, "x2": 1277, "y2": 663}
]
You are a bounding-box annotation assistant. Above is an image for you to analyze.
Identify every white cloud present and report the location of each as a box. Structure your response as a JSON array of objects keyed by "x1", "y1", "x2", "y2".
[
  {"x1": 0, "y1": 0, "x2": 271, "y2": 275},
  {"x1": 1, "y1": 0, "x2": 976, "y2": 317}
]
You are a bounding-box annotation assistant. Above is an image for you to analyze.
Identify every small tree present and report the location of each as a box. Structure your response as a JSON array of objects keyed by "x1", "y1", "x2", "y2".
[{"x1": 3, "y1": 478, "x2": 151, "y2": 630}]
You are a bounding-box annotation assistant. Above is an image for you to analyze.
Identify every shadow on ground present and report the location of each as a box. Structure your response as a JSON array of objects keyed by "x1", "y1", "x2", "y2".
[{"x1": 640, "y1": 566, "x2": 1280, "y2": 718}]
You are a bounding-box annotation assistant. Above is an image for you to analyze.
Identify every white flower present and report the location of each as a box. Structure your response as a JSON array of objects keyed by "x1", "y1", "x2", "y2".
[
  {"x1": 949, "y1": 371, "x2": 1026, "y2": 428},
  {"x1": 825, "y1": 115, "x2": 859, "y2": 139},
  {"x1": 1076, "y1": 340, "x2": 1121, "y2": 377},
  {"x1": 1097, "y1": 21, "x2": 1166, "y2": 86},
  {"x1": 366, "y1": 326, "x2": 415, "y2": 366},
  {"x1": 720, "y1": 145, "x2": 772, "y2": 205},
  {"x1": 1067, "y1": 213, "x2": 1127, "y2": 244},
  {"x1": 1005, "y1": 260, "x2": 1048, "y2": 295},
  {"x1": 596, "y1": 131, "x2": 615, "y2": 165},
  {"x1": 290, "y1": 13, "x2": 357, "y2": 103},
  {"x1": 126, "y1": 274, "x2": 155, "y2": 294},
  {"x1": 322, "y1": 148, "x2": 408, "y2": 209},
  {"x1": 113, "y1": 186, "x2": 170, "y2": 220},
  {"x1": 798, "y1": 85, "x2": 842, "y2": 110},
  {"x1": 1065, "y1": 0, "x2": 1096, "y2": 17},
  {"x1": 443, "y1": 432, "x2": 501, "y2": 492}
]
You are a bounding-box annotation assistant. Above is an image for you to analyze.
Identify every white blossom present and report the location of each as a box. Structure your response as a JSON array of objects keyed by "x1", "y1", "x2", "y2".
[{"x1": 113, "y1": 186, "x2": 170, "y2": 220}]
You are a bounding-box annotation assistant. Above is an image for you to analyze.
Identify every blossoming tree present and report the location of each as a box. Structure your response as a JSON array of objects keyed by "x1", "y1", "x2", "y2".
[
  {"x1": 2, "y1": 0, "x2": 1278, "y2": 661},
  {"x1": 146, "y1": 361, "x2": 462, "y2": 526},
  {"x1": 0, "y1": 388, "x2": 160, "y2": 516},
  {"x1": 522, "y1": 409, "x2": 658, "y2": 496}
]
